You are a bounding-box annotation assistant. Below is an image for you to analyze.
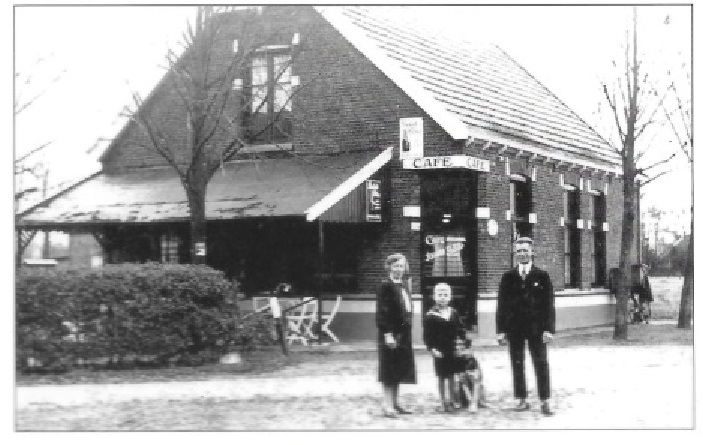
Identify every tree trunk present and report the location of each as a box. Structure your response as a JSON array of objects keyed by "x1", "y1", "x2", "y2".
[
  {"x1": 186, "y1": 181, "x2": 208, "y2": 265},
  {"x1": 16, "y1": 230, "x2": 22, "y2": 269},
  {"x1": 677, "y1": 221, "x2": 693, "y2": 328},
  {"x1": 614, "y1": 175, "x2": 636, "y2": 340}
]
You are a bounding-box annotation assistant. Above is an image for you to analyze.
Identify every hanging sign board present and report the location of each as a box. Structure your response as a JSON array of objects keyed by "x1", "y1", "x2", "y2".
[
  {"x1": 402, "y1": 155, "x2": 490, "y2": 172},
  {"x1": 366, "y1": 180, "x2": 382, "y2": 222},
  {"x1": 399, "y1": 117, "x2": 424, "y2": 160}
]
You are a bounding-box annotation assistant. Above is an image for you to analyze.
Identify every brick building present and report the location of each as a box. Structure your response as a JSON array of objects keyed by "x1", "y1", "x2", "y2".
[{"x1": 18, "y1": 6, "x2": 638, "y2": 340}]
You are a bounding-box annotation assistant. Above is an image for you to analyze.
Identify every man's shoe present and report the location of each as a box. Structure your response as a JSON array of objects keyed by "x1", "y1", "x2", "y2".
[
  {"x1": 394, "y1": 405, "x2": 413, "y2": 415},
  {"x1": 541, "y1": 401, "x2": 555, "y2": 416},
  {"x1": 513, "y1": 400, "x2": 530, "y2": 411}
]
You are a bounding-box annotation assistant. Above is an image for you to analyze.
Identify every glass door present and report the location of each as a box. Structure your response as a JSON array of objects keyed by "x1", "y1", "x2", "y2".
[{"x1": 420, "y1": 170, "x2": 478, "y2": 329}]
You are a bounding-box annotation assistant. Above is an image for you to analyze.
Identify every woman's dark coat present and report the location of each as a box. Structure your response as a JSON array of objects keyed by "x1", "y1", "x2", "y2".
[{"x1": 376, "y1": 279, "x2": 416, "y2": 384}]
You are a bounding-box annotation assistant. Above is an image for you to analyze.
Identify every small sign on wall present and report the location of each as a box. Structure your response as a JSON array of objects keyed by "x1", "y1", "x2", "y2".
[
  {"x1": 399, "y1": 117, "x2": 424, "y2": 160},
  {"x1": 90, "y1": 255, "x2": 103, "y2": 268},
  {"x1": 195, "y1": 242, "x2": 207, "y2": 256},
  {"x1": 403, "y1": 206, "x2": 421, "y2": 218},
  {"x1": 366, "y1": 180, "x2": 382, "y2": 222},
  {"x1": 476, "y1": 207, "x2": 490, "y2": 219},
  {"x1": 410, "y1": 221, "x2": 421, "y2": 231}
]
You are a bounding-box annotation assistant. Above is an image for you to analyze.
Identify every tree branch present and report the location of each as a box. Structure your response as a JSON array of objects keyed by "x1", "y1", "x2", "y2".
[
  {"x1": 639, "y1": 169, "x2": 672, "y2": 187},
  {"x1": 602, "y1": 84, "x2": 626, "y2": 148},
  {"x1": 16, "y1": 140, "x2": 53, "y2": 164},
  {"x1": 637, "y1": 151, "x2": 677, "y2": 174}
]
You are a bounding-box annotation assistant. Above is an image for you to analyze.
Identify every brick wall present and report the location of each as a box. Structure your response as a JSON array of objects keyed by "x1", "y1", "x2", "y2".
[
  {"x1": 532, "y1": 164, "x2": 567, "y2": 291},
  {"x1": 98, "y1": 6, "x2": 633, "y2": 299}
]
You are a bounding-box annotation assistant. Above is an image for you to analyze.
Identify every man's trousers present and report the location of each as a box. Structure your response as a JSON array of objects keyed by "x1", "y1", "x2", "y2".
[{"x1": 507, "y1": 330, "x2": 551, "y2": 401}]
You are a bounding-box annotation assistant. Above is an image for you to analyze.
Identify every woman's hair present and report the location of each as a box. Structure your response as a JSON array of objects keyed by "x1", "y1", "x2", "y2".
[
  {"x1": 384, "y1": 253, "x2": 409, "y2": 273},
  {"x1": 433, "y1": 282, "x2": 452, "y2": 297}
]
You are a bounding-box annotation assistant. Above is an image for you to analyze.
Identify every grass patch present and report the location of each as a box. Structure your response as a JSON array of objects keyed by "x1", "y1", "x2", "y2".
[
  {"x1": 552, "y1": 323, "x2": 692, "y2": 347},
  {"x1": 16, "y1": 348, "x2": 299, "y2": 386}
]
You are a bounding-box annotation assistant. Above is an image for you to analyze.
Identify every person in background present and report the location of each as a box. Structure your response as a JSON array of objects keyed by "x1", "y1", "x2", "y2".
[
  {"x1": 424, "y1": 282, "x2": 465, "y2": 412},
  {"x1": 635, "y1": 264, "x2": 654, "y2": 324},
  {"x1": 376, "y1": 253, "x2": 416, "y2": 418},
  {"x1": 496, "y1": 237, "x2": 556, "y2": 416}
]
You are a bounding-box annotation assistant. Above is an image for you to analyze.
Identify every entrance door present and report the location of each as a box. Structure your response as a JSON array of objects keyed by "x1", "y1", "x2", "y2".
[{"x1": 420, "y1": 171, "x2": 478, "y2": 329}]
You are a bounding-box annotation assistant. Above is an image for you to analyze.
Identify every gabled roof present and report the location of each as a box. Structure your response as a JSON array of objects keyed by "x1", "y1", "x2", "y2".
[
  {"x1": 18, "y1": 150, "x2": 388, "y2": 227},
  {"x1": 317, "y1": 6, "x2": 620, "y2": 172}
]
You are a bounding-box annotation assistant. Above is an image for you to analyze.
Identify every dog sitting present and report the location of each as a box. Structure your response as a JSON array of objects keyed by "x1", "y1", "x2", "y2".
[{"x1": 454, "y1": 338, "x2": 488, "y2": 413}]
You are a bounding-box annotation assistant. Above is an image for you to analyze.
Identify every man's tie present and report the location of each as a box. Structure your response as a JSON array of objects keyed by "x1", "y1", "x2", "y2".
[{"x1": 520, "y1": 266, "x2": 527, "y2": 281}]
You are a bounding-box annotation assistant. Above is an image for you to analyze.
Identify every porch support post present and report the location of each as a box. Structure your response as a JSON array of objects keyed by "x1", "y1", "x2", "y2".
[{"x1": 317, "y1": 219, "x2": 324, "y2": 345}]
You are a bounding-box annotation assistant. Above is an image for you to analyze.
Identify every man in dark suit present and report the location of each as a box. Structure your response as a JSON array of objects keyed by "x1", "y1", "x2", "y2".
[{"x1": 496, "y1": 237, "x2": 556, "y2": 416}]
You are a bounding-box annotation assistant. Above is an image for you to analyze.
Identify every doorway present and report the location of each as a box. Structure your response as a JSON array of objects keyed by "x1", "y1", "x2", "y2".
[{"x1": 420, "y1": 170, "x2": 478, "y2": 329}]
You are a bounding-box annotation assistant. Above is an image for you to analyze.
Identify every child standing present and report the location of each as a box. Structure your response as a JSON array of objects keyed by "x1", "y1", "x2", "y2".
[{"x1": 424, "y1": 282, "x2": 465, "y2": 412}]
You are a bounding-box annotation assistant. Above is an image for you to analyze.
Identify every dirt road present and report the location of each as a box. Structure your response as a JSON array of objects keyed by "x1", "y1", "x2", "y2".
[{"x1": 16, "y1": 339, "x2": 693, "y2": 430}]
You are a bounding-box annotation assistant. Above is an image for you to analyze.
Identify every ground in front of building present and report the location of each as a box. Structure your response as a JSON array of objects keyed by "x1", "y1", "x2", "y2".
[{"x1": 16, "y1": 323, "x2": 693, "y2": 430}]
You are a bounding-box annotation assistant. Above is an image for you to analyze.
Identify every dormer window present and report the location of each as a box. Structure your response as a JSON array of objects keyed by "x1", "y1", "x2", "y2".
[{"x1": 245, "y1": 49, "x2": 293, "y2": 144}]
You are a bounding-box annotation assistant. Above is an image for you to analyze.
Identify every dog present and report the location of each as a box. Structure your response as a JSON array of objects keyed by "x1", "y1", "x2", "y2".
[{"x1": 454, "y1": 339, "x2": 488, "y2": 413}]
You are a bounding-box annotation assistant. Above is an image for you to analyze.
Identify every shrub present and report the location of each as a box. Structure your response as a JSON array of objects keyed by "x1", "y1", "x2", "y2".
[{"x1": 15, "y1": 263, "x2": 264, "y2": 372}]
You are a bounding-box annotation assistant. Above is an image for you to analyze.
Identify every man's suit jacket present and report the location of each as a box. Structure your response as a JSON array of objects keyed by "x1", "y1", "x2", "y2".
[{"x1": 496, "y1": 265, "x2": 556, "y2": 335}]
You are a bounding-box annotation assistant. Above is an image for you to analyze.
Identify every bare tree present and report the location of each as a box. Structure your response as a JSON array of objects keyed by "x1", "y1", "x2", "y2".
[
  {"x1": 600, "y1": 7, "x2": 679, "y2": 340},
  {"x1": 14, "y1": 56, "x2": 65, "y2": 205},
  {"x1": 14, "y1": 56, "x2": 66, "y2": 267},
  {"x1": 125, "y1": 6, "x2": 365, "y2": 264},
  {"x1": 124, "y1": 6, "x2": 315, "y2": 264},
  {"x1": 658, "y1": 61, "x2": 692, "y2": 328}
]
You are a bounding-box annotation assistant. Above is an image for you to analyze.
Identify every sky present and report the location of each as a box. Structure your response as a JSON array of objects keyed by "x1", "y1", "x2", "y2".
[{"x1": 12, "y1": 3, "x2": 693, "y2": 213}]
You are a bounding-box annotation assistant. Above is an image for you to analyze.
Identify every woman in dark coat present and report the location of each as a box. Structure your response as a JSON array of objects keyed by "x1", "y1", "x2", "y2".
[{"x1": 376, "y1": 253, "x2": 416, "y2": 418}]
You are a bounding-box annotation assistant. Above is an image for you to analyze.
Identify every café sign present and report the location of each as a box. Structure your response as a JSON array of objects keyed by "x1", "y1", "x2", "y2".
[{"x1": 402, "y1": 155, "x2": 490, "y2": 172}]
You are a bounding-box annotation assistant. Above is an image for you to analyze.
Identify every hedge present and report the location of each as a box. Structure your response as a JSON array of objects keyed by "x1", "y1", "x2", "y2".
[{"x1": 16, "y1": 263, "x2": 276, "y2": 372}]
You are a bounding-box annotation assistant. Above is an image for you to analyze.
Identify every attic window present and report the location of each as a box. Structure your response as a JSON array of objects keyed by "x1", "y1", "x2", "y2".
[{"x1": 245, "y1": 50, "x2": 293, "y2": 144}]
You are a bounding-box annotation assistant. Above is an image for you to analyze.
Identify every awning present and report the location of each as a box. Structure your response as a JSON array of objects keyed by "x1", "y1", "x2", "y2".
[{"x1": 18, "y1": 148, "x2": 392, "y2": 228}]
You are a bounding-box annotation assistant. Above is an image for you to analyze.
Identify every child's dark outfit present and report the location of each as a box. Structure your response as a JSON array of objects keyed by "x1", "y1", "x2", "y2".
[{"x1": 424, "y1": 305, "x2": 465, "y2": 377}]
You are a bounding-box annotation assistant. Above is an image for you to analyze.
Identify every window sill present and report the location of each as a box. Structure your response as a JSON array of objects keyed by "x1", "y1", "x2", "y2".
[{"x1": 239, "y1": 143, "x2": 293, "y2": 154}]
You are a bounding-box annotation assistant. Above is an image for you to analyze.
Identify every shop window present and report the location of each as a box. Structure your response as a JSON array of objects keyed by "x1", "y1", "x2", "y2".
[
  {"x1": 509, "y1": 174, "x2": 533, "y2": 242},
  {"x1": 563, "y1": 186, "x2": 580, "y2": 287},
  {"x1": 592, "y1": 192, "x2": 607, "y2": 286},
  {"x1": 245, "y1": 50, "x2": 292, "y2": 144},
  {"x1": 318, "y1": 225, "x2": 360, "y2": 292},
  {"x1": 161, "y1": 232, "x2": 181, "y2": 264}
]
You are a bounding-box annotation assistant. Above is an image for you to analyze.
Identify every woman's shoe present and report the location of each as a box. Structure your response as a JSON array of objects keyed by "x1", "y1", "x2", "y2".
[{"x1": 394, "y1": 405, "x2": 413, "y2": 415}]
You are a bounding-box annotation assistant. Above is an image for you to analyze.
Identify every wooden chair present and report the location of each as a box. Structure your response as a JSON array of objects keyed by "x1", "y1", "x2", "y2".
[
  {"x1": 286, "y1": 298, "x2": 317, "y2": 345},
  {"x1": 321, "y1": 296, "x2": 342, "y2": 342}
]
